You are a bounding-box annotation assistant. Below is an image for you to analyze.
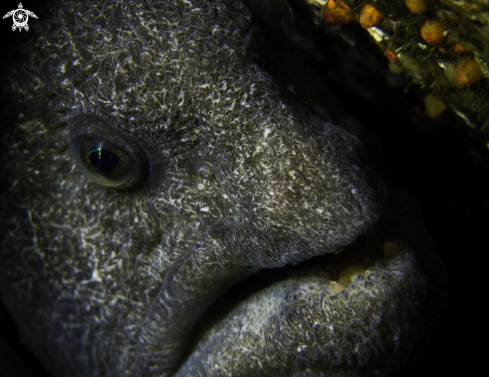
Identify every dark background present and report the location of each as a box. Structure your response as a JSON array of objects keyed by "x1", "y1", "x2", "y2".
[
  {"x1": 289, "y1": 4, "x2": 488, "y2": 377},
  {"x1": 1, "y1": 1, "x2": 487, "y2": 376}
]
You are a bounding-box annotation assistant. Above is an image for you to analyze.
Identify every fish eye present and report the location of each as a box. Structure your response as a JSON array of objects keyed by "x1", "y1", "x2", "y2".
[{"x1": 69, "y1": 115, "x2": 148, "y2": 190}]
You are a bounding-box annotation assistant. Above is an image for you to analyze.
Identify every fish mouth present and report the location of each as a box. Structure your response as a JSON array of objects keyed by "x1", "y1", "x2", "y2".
[
  {"x1": 164, "y1": 189, "x2": 448, "y2": 376},
  {"x1": 192, "y1": 227, "x2": 387, "y2": 335},
  {"x1": 185, "y1": 228, "x2": 387, "y2": 342}
]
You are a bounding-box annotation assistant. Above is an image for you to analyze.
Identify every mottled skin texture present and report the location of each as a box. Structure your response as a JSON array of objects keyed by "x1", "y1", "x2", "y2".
[
  {"x1": 177, "y1": 189, "x2": 447, "y2": 377},
  {"x1": 0, "y1": 1, "x2": 446, "y2": 376}
]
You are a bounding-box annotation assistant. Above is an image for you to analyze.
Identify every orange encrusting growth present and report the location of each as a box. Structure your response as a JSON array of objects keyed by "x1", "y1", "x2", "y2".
[
  {"x1": 421, "y1": 20, "x2": 445, "y2": 45},
  {"x1": 453, "y1": 43, "x2": 469, "y2": 54},
  {"x1": 323, "y1": 0, "x2": 356, "y2": 25},
  {"x1": 359, "y1": 4, "x2": 382, "y2": 28},
  {"x1": 454, "y1": 58, "x2": 483, "y2": 85},
  {"x1": 385, "y1": 49, "x2": 399, "y2": 63},
  {"x1": 405, "y1": 0, "x2": 427, "y2": 14}
]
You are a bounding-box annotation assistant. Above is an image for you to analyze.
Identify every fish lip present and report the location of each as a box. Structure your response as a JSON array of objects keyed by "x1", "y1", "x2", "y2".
[
  {"x1": 189, "y1": 222, "x2": 391, "y2": 325},
  {"x1": 171, "y1": 189, "x2": 448, "y2": 375},
  {"x1": 133, "y1": 225, "x2": 383, "y2": 375},
  {"x1": 173, "y1": 227, "x2": 389, "y2": 365}
]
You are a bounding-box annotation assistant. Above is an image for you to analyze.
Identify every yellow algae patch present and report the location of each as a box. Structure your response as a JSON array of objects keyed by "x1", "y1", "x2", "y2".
[
  {"x1": 383, "y1": 241, "x2": 402, "y2": 257},
  {"x1": 359, "y1": 5, "x2": 382, "y2": 29},
  {"x1": 389, "y1": 61, "x2": 405, "y2": 74},
  {"x1": 425, "y1": 93, "x2": 447, "y2": 119},
  {"x1": 328, "y1": 281, "x2": 344, "y2": 295}
]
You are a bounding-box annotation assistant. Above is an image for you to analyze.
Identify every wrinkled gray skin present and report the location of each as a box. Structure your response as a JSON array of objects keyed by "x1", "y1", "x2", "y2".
[{"x1": 0, "y1": 0, "x2": 447, "y2": 376}]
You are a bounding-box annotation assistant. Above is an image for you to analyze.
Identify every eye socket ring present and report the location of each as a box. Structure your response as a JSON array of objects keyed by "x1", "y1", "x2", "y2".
[{"x1": 69, "y1": 115, "x2": 148, "y2": 190}]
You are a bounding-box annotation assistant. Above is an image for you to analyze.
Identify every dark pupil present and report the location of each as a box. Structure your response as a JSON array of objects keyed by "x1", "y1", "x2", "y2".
[{"x1": 87, "y1": 145, "x2": 119, "y2": 171}]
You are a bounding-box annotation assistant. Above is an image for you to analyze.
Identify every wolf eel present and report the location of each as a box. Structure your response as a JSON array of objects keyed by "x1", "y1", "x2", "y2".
[{"x1": 0, "y1": 0, "x2": 447, "y2": 376}]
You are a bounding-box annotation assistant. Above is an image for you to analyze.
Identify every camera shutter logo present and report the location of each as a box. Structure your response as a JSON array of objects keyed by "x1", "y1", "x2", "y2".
[{"x1": 3, "y1": 3, "x2": 37, "y2": 32}]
